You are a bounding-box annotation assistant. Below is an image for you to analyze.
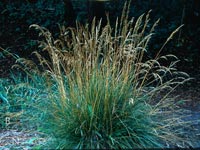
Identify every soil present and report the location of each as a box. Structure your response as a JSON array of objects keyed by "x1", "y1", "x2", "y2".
[{"x1": 0, "y1": 130, "x2": 47, "y2": 149}]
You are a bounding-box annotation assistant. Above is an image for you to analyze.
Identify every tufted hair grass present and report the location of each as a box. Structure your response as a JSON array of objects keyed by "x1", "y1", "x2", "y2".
[{"x1": 11, "y1": 1, "x2": 195, "y2": 149}]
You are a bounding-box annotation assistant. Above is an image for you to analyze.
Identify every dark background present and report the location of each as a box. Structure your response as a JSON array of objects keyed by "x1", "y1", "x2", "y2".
[{"x1": 0, "y1": 0, "x2": 200, "y2": 80}]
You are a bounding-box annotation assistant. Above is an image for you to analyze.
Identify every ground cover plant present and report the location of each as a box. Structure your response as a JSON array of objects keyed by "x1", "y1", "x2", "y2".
[{"x1": 1, "y1": 1, "x2": 199, "y2": 149}]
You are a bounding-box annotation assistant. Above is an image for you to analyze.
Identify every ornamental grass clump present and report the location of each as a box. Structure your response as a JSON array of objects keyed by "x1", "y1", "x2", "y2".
[{"x1": 16, "y1": 1, "x2": 193, "y2": 149}]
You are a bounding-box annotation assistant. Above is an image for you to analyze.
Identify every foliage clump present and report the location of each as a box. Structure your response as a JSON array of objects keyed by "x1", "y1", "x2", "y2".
[{"x1": 1, "y1": 1, "x2": 195, "y2": 149}]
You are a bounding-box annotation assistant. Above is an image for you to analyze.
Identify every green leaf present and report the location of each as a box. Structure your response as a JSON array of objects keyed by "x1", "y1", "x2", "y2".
[
  {"x1": 0, "y1": 94, "x2": 9, "y2": 106},
  {"x1": 87, "y1": 104, "x2": 93, "y2": 118}
]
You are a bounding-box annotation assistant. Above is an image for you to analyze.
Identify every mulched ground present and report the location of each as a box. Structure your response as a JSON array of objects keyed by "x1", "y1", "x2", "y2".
[{"x1": 0, "y1": 130, "x2": 47, "y2": 149}]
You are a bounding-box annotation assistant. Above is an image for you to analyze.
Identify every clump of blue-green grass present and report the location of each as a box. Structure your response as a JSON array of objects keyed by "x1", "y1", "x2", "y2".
[{"x1": 2, "y1": 1, "x2": 194, "y2": 149}]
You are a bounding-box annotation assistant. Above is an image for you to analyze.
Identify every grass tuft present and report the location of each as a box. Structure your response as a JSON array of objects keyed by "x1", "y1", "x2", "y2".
[{"x1": 1, "y1": 1, "x2": 196, "y2": 149}]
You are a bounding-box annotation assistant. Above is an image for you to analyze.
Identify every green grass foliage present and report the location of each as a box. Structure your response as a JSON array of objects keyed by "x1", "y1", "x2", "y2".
[{"x1": 0, "y1": 1, "x2": 194, "y2": 149}]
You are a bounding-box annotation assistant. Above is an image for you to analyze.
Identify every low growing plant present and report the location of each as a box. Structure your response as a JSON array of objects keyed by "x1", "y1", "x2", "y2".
[
  {"x1": 12, "y1": 1, "x2": 195, "y2": 149},
  {"x1": 0, "y1": 72, "x2": 47, "y2": 130}
]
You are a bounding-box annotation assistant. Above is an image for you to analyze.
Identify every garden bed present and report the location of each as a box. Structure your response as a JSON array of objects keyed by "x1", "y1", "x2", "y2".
[
  {"x1": 0, "y1": 88, "x2": 199, "y2": 149},
  {"x1": 0, "y1": 115, "x2": 199, "y2": 149}
]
